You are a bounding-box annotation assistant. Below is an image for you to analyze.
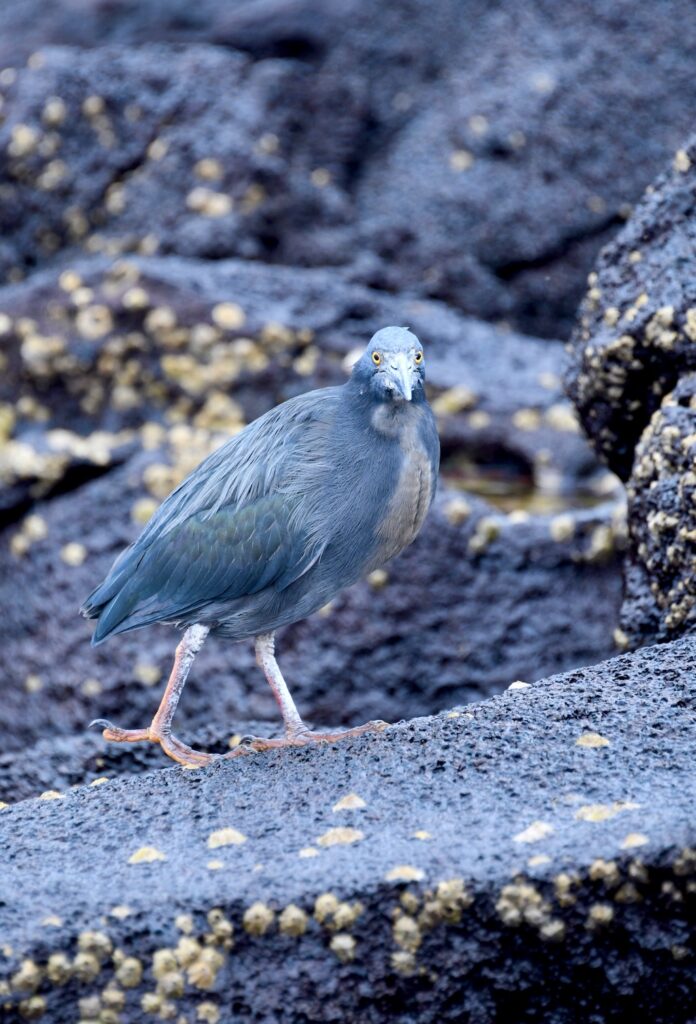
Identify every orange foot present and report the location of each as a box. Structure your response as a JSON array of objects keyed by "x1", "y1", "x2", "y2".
[
  {"x1": 232, "y1": 719, "x2": 389, "y2": 753},
  {"x1": 90, "y1": 719, "x2": 214, "y2": 767}
]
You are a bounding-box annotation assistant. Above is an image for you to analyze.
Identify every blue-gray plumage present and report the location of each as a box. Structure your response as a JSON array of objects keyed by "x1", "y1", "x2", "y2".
[{"x1": 82, "y1": 326, "x2": 439, "y2": 765}]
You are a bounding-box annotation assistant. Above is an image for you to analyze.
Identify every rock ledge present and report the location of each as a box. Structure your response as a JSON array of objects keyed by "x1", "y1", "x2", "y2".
[{"x1": 1, "y1": 636, "x2": 695, "y2": 1022}]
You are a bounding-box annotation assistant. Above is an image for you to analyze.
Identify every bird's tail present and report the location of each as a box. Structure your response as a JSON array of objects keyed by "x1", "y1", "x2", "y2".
[{"x1": 80, "y1": 545, "x2": 150, "y2": 645}]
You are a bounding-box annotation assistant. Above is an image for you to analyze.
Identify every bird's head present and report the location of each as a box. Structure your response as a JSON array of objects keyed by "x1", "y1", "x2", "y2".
[{"x1": 351, "y1": 326, "x2": 426, "y2": 404}]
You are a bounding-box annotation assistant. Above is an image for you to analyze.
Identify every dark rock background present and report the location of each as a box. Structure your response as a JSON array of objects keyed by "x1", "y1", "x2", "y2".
[
  {"x1": 1, "y1": 1, "x2": 695, "y2": 1020},
  {"x1": 566, "y1": 132, "x2": 696, "y2": 646},
  {"x1": 2, "y1": 1, "x2": 696, "y2": 336}
]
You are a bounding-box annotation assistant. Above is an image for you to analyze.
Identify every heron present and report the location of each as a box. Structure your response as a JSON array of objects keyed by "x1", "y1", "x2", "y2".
[{"x1": 82, "y1": 326, "x2": 440, "y2": 766}]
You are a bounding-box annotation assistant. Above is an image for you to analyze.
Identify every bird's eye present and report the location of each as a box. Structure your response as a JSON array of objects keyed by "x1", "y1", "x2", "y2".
[
  {"x1": 415, "y1": 350, "x2": 423, "y2": 364},
  {"x1": 372, "y1": 352, "x2": 381, "y2": 366}
]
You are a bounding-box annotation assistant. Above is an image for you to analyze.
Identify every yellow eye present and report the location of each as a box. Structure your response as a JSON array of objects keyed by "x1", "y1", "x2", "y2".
[
  {"x1": 372, "y1": 351, "x2": 381, "y2": 366},
  {"x1": 415, "y1": 350, "x2": 423, "y2": 364}
]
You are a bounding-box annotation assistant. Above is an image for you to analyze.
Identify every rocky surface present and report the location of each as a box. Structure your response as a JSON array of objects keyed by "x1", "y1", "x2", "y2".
[
  {"x1": 0, "y1": 254, "x2": 609, "y2": 526},
  {"x1": 347, "y1": 0, "x2": 696, "y2": 337},
  {"x1": 1, "y1": 3, "x2": 696, "y2": 335},
  {"x1": 566, "y1": 133, "x2": 696, "y2": 646},
  {"x1": 566, "y1": 133, "x2": 696, "y2": 481},
  {"x1": 3, "y1": 3, "x2": 694, "y2": 1018},
  {"x1": 621, "y1": 375, "x2": 696, "y2": 644},
  {"x1": 0, "y1": 44, "x2": 346, "y2": 280},
  {"x1": 1, "y1": 636, "x2": 695, "y2": 1023}
]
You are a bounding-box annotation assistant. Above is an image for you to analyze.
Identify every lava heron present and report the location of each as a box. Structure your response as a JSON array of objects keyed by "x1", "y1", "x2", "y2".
[{"x1": 82, "y1": 326, "x2": 440, "y2": 766}]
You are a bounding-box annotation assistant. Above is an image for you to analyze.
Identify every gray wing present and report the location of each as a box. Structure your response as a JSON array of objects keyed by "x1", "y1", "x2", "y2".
[
  {"x1": 140, "y1": 387, "x2": 340, "y2": 542},
  {"x1": 83, "y1": 387, "x2": 341, "y2": 642}
]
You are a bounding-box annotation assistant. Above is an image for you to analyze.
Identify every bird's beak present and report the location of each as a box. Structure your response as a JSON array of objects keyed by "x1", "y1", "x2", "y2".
[{"x1": 387, "y1": 352, "x2": 413, "y2": 401}]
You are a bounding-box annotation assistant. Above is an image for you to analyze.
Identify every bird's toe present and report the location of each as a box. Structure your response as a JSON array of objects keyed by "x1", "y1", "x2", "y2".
[
  {"x1": 221, "y1": 721, "x2": 390, "y2": 758},
  {"x1": 89, "y1": 717, "x2": 151, "y2": 742},
  {"x1": 158, "y1": 733, "x2": 215, "y2": 767},
  {"x1": 297, "y1": 720, "x2": 389, "y2": 744},
  {"x1": 239, "y1": 735, "x2": 286, "y2": 752}
]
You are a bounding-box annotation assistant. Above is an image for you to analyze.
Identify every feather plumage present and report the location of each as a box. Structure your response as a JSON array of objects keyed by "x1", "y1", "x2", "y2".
[{"x1": 82, "y1": 330, "x2": 439, "y2": 646}]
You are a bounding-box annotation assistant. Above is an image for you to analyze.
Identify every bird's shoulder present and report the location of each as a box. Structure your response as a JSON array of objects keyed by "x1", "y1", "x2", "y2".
[{"x1": 137, "y1": 385, "x2": 344, "y2": 547}]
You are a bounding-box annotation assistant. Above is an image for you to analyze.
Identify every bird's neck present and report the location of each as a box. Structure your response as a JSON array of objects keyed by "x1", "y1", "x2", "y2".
[{"x1": 343, "y1": 378, "x2": 426, "y2": 439}]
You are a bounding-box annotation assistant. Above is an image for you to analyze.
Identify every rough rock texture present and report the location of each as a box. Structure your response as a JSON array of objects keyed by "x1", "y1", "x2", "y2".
[
  {"x1": 7, "y1": 6, "x2": 695, "y2": 1017},
  {"x1": 566, "y1": 133, "x2": 696, "y2": 481},
  {"x1": 566, "y1": 134, "x2": 696, "y2": 646},
  {"x1": 1, "y1": 2, "x2": 696, "y2": 335},
  {"x1": 1, "y1": 637, "x2": 695, "y2": 1023},
  {"x1": 347, "y1": 0, "x2": 696, "y2": 337},
  {"x1": 0, "y1": 44, "x2": 363, "y2": 281},
  {"x1": 621, "y1": 375, "x2": 696, "y2": 644},
  {"x1": 0, "y1": 254, "x2": 609, "y2": 525},
  {"x1": 0, "y1": 449, "x2": 625, "y2": 755}
]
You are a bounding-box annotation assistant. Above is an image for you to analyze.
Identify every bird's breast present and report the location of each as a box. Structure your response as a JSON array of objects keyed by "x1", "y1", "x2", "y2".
[{"x1": 373, "y1": 411, "x2": 434, "y2": 564}]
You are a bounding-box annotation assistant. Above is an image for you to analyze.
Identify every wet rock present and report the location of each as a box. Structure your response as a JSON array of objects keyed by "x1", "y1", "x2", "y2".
[
  {"x1": 2, "y1": 4, "x2": 696, "y2": 336},
  {"x1": 566, "y1": 134, "x2": 696, "y2": 645},
  {"x1": 0, "y1": 45, "x2": 340, "y2": 281},
  {"x1": 1, "y1": 635, "x2": 695, "y2": 1022},
  {"x1": 566, "y1": 133, "x2": 696, "y2": 481},
  {"x1": 0, "y1": 443, "x2": 624, "y2": 756},
  {"x1": 620, "y1": 375, "x2": 696, "y2": 644}
]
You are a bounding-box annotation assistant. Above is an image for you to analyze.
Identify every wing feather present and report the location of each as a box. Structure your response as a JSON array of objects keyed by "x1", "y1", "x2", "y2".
[{"x1": 84, "y1": 387, "x2": 340, "y2": 642}]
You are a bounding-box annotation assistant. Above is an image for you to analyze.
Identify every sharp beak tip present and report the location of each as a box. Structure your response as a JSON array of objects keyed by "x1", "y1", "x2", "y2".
[{"x1": 391, "y1": 355, "x2": 413, "y2": 401}]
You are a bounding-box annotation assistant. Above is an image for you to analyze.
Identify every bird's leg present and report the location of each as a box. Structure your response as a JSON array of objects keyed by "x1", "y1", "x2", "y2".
[
  {"x1": 254, "y1": 632, "x2": 308, "y2": 739},
  {"x1": 237, "y1": 632, "x2": 388, "y2": 752},
  {"x1": 92, "y1": 624, "x2": 214, "y2": 767}
]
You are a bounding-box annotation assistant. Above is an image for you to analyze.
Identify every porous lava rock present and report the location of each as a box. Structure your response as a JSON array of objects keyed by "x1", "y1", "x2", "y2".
[
  {"x1": 566, "y1": 134, "x2": 696, "y2": 645},
  {"x1": 2, "y1": 3, "x2": 696, "y2": 335},
  {"x1": 1, "y1": 635, "x2": 695, "y2": 1022},
  {"x1": 0, "y1": 45, "x2": 337, "y2": 280},
  {"x1": 621, "y1": 374, "x2": 696, "y2": 644},
  {"x1": 566, "y1": 134, "x2": 696, "y2": 481}
]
